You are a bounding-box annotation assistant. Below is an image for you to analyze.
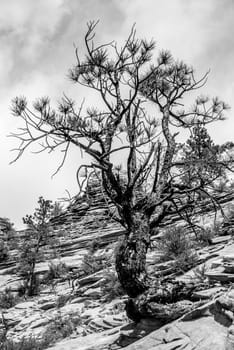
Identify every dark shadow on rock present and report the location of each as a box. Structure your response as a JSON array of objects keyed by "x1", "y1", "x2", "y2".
[
  {"x1": 109, "y1": 318, "x2": 163, "y2": 348},
  {"x1": 210, "y1": 300, "x2": 233, "y2": 328}
]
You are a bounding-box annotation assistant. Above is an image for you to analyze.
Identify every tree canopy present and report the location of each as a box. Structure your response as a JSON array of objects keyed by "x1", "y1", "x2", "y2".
[{"x1": 11, "y1": 22, "x2": 232, "y2": 224}]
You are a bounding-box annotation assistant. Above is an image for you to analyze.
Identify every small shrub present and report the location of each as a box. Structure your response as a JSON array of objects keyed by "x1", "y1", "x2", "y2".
[
  {"x1": 17, "y1": 197, "x2": 56, "y2": 297},
  {"x1": 43, "y1": 310, "x2": 81, "y2": 344},
  {"x1": 0, "y1": 312, "x2": 81, "y2": 350},
  {"x1": 211, "y1": 221, "x2": 223, "y2": 236},
  {"x1": 81, "y1": 252, "x2": 112, "y2": 275},
  {"x1": 0, "y1": 288, "x2": 18, "y2": 309},
  {"x1": 173, "y1": 250, "x2": 198, "y2": 272},
  {"x1": 0, "y1": 336, "x2": 48, "y2": 350},
  {"x1": 197, "y1": 221, "x2": 223, "y2": 245},
  {"x1": 158, "y1": 226, "x2": 193, "y2": 259},
  {"x1": 43, "y1": 261, "x2": 69, "y2": 283},
  {"x1": 100, "y1": 270, "x2": 125, "y2": 301},
  {"x1": 192, "y1": 263, "x2": 209, "y2": 283},
  {"x1": 197, "y1": 227, "x2": 214, "y2": 245},
  {"x1": 158, "y1": 226, "x2": 198, "y2": 271}
]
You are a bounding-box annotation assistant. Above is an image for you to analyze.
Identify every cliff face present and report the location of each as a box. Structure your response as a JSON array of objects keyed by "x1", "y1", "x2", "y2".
[
  {"x1": 49, "y1": 176, "x2": 125, "y2": 257},
  {"x1": 50, "y1": 174, "x2": 234, "y2": 250}
]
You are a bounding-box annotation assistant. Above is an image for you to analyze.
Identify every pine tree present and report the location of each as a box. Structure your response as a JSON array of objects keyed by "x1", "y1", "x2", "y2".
[
  {"x1": 18, "y1": 197, "x2": 54, "y2": 296},
  {"x1": 10, "y1": 22, "x2": 234, "y2": 319}
]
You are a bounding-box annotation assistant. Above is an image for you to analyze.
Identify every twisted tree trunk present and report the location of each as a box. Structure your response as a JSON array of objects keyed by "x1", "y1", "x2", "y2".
[
  {"x1": 115, "y1": 212, "x2": 151, "y2": 298},
  {"x1": 115, "y1": 211, "x2": 199, "y2": 323}
]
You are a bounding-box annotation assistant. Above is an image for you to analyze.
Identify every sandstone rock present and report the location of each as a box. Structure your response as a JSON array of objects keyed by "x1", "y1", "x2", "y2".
[
  {"x1": 208, "y1": 272, "x2": 234, "y2": 282},
  {"x1": 14, "y1": 301, "x2": 35, "y2": 309},
  {"x1": 192, "y1": 286, "x2": 226, "y2": 300},
  {"x1": 226, "y1": 324, "x2": 234, "y2": 350},
  {"x1": 224, "y1": 263, "x2": 234, "y2": 273},
  {"x1": 180, "y1": 300, "x2": 213, "y2": 321},
  {"x1": 60, "y1": 303, "x2": 84, "y2": 315},
  {"x1": 210, "y1": 259, "x2": 223, "y2": 269},
  {"x1": 30, "y1": 318, "x2": 49, "y2": 329},
  {"x1": 227, "y1": 290, "x2": 234, "y2": 300},
  {"x1": 70, "y1": 296, "x2": 87, "y2": 304},
  {"x1": 2, "y1": 317, "x2": 20, "y2": 327},
  {"x1": 15, "y1": 313, "x2": 42, "y2": 330},
  {"x1": 223, "y1": 254, "x2": 234, "y2": 263},
  {"x1": 37, "y1": 296, "x2": 55, "y2": 304},
  {"x1": 47, "y1": 326, "x2": 121, "y2": 350},
  {"x1": 78, "y1": 271, "x2": 105, "y2": 287},
  {"x1": 83, "y1": 287, "x2": 102, "y2": 298},
  {"x1": 2, "y1": 178, "x2": 234, "y2": 348},
  {"x1": 123, "y1": 316, "x2": 227, "y2": 350},
  {"x1": 211, "y1": 236, "x2": 231, "y2": 244},
  {"x1": 39, "y1": 301, "x2": 56, "y2": 310}
]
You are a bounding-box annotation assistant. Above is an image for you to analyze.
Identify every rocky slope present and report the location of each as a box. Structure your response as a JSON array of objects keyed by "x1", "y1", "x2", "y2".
[{"x1": 1, "y1": 178, "x2": 234, "y2": 349}]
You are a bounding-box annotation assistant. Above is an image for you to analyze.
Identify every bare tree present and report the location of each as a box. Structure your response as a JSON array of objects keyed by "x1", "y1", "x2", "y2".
[{"x1": 10, "y1": 21, "x2": 233, "y2": 321}]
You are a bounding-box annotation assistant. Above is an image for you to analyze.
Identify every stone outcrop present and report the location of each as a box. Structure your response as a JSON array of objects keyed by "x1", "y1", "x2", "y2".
[
  {"x1": 8, "y1": 179, "x2": 234, "y2": 275},
  {"x1": 43, "y1": 292, "x2": 234, "y2": 350},
  {"x1": 205, "y1": 245, "x2": 234, "y2": 283},
  {"x1": 1, "y1": 177, "x2": 234, "y2": 348}
]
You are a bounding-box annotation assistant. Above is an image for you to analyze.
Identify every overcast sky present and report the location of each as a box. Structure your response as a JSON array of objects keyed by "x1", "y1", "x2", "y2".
[{"x1": 1, "y1": 0, "x2": 234, "y2": 228}]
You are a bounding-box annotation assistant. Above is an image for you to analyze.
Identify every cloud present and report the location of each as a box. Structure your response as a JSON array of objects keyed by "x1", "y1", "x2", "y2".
[
  {"x1": 0, "y1": 0, "x2": 234, "y2": 227},
  {"x1": 0, "y1": 0, "x2": 126, "y2": 227},
  {"x1": 0, "y1": 0, "x2": 125, "y2": 88},
  {"x1": 116, "y1": 0, "x2": 234, "y2": 135}
]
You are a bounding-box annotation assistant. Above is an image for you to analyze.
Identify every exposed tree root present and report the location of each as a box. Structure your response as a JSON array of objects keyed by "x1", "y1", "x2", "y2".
[{"x1": 125, "y1": 280, "x2": 204, "y2": 323}]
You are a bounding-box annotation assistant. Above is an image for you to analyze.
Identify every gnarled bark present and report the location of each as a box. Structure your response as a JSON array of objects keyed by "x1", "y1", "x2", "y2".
[
  {"x1": 115, "y1": 212, "x2": 199, "y2": 323},
  {"x1": 115, "y1": 212, "x2": 151, "y2": 298}
]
